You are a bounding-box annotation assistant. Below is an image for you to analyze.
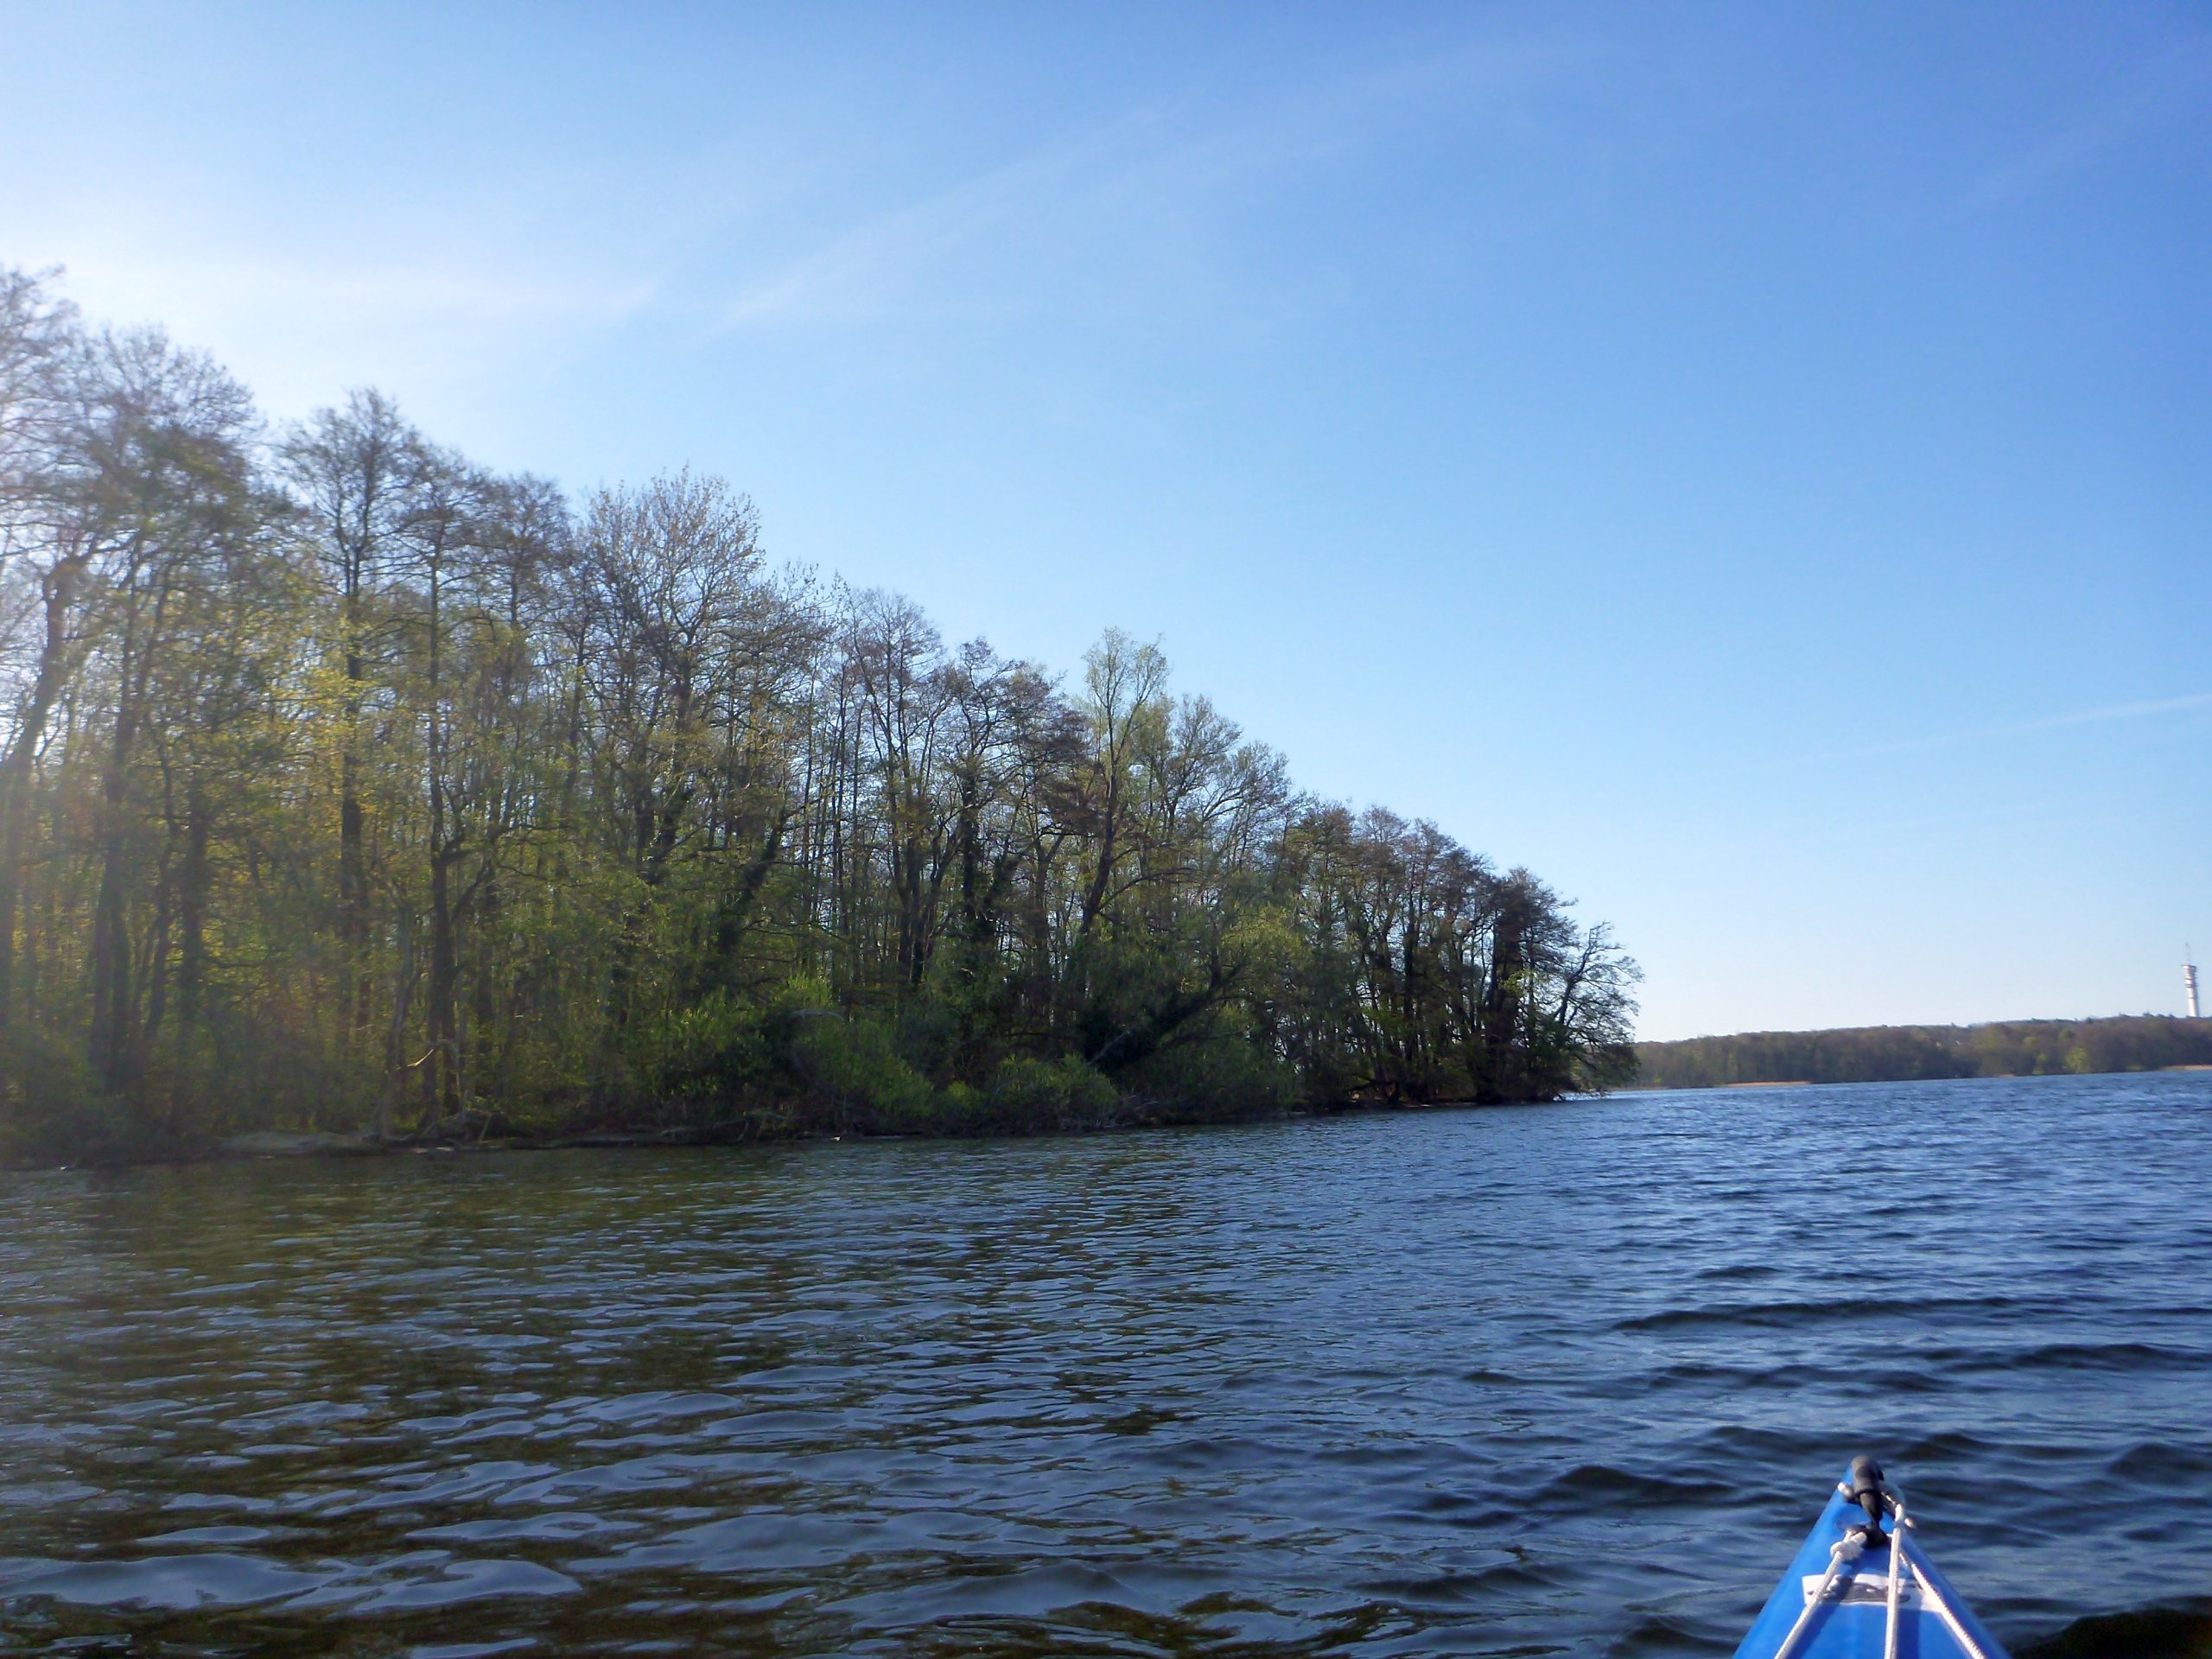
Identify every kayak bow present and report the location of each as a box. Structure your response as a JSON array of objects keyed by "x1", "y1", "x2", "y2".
[{"x1": 1733, "y1": 1457, "x2": 2011, "y2": 1659}]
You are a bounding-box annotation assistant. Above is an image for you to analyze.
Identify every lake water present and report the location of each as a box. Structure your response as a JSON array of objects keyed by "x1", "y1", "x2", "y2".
[{"x1": 3, "y1": 1073, "x2": 2208, "y2": 1657}]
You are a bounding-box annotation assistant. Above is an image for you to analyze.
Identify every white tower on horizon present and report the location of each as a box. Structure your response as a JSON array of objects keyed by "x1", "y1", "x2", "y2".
[{"x1": 2188, "y1": 947, "x2": 2202, "y2": 1020}]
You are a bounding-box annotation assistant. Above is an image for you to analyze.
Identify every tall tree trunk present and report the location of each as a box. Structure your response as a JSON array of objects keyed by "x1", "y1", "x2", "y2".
[
  {"x1": 0, "y1": 555, "x2": 82, "y2": 1029},
  {"x1": 340, "y1": 603, "x2": 369, "y2": 1057},
  {"x1": 89, "y1": 683, "x2": 137, "y2": 1090},
  {"x1": 176, "y1": 780, "x2": 209, "y2": 1033},
  {"x1": 378, "y1": 911, "x2": 414, "y2": 1141},
  {"x1": 88, "y1": 553, "x2": 157, "y2": 1099},
  {"x1": 427, "y1": 844, "x2": 459, "y2": 1122},
  {"x1": 470, "y1": 868, "x2": 499, "y2": 1096}
]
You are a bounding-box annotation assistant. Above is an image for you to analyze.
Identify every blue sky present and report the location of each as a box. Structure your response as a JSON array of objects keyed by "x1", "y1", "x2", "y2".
[{"x1": 5, "y1": 3, "x2": 2207, "y2": 1039}]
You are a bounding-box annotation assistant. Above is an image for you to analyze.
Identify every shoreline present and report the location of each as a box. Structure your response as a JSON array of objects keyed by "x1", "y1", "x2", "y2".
[{"x1": 0, "y1": 1093, "x2": 1578, "y2": 1175}]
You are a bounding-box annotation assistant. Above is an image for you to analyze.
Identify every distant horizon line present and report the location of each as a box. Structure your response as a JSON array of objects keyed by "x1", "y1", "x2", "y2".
[{"x1": 1640, "y1": 1008, "x2": 2206, "y2": 1046}]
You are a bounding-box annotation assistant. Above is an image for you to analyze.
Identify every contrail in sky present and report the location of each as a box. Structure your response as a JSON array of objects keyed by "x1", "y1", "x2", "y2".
[{"x1": 1819, "y1": 690, "x2": 2212, "y2": 763}]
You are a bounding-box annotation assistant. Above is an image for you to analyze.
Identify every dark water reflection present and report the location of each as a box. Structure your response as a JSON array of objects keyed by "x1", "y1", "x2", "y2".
[{"x1": 3, "y1": 1073, "x2": 2209, "y2": 1657}]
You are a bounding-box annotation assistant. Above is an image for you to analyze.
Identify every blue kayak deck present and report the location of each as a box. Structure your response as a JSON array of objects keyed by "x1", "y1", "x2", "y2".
[{"x1": 1733, "y1": 1471, "x2": 2010, "y2": 1659}]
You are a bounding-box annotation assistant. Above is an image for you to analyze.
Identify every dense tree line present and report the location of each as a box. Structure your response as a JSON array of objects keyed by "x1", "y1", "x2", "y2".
[
  {"x1": 0, "y1": 269, "x2": 1637, "y2": 1160},
  {"x1": 1635, "y1": 1015, "x2": 2212, "y2": 1090}
]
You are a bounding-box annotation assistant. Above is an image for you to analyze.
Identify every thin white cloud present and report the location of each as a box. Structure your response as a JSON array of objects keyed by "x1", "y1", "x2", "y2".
[
  {"x1": 1974, "y1": 30, "x2": 2212, "y2": 205},
  {"x1": 709, "y1": 22, "x2": 1605, "y2": 333},
  {"x1": 8, "y1": 12, "x2": 1612, "y2": 423},
  {"x1": 1817, "y1": 690, "x2": 2212, "y2": 764},
  {"x1": 714, "y1": 113, "x2": 1162, "y2": 328}
]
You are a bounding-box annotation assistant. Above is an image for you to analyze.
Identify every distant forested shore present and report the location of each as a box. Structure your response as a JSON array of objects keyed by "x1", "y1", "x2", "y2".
[
  {"x1": 0, "y1": 267, "x2": 1636, "y2": 1165},
  {"x1": 1635, "y1": 1014, "x2": 2212, "y2": 1090}
]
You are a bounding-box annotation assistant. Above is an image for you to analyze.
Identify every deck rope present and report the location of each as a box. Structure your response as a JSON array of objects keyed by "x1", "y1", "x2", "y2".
[
  {"x1": 1769, "y1": 1485, "x2": 1866, "y2": 1659},
  {"x1": 1882, "y1": 1493, "x2": 1907, "y2": 1659},
  {"x1": 1899, "y1": 1531, "x2": 1995, "y2": 1659},
  {"x1": 1770, "y1": 1471, "x2": 1999, "y2": 1659}
]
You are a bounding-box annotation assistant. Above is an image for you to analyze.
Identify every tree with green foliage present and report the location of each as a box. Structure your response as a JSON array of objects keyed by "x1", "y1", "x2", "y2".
[{"x1": 0, "y1": 268, "x2": 1639, "y2": 1160}]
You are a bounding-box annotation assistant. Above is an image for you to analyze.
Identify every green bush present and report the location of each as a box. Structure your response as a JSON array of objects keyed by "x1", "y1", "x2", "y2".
[
  {"x1": 788, "y1": 1011, "x2": 939, "y2": 1132},
  {"x1": 635, "y1": 991, "x2": 771, "y2": 1100},
  {"x1": 985, "y1": 1055, "x2": 1122, "y2": 1132},
  {"x1": 893, "y1": 991, "x2": 960, "y2": 1081},
  {"x1": 1121, "y1": 1038, "x2": 1297, "y2": 1122},
  {"x1": 0, "y1": 1027, "x2": 130, "y2": 1165},
  {"x1": 771, "y1": 971, "x2": 836, "y2": 1017},
  {"x1": 939, "y1": 1079, "x2": 983, "y2": 1126}
]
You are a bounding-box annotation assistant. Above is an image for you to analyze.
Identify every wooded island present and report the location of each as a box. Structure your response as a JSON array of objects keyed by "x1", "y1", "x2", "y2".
[
  {"x1": 0, "y1": 269, "x2": 1637, "y2": 1163},
  {"x1": 1636, "y1": 1014, "x2": 2212, "y2": 1090}
]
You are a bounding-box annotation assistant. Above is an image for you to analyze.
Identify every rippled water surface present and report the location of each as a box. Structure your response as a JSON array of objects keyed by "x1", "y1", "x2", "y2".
[{"x1": 3, "y1": 1073, "x2": 2209, "y2": 1658}]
